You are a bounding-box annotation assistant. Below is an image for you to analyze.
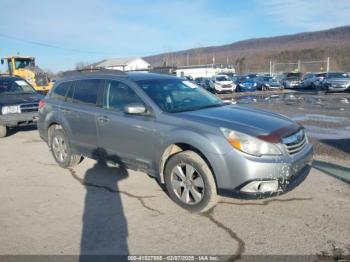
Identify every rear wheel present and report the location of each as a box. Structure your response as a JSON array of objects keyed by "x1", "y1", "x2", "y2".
[
  {"x1": 50, "y1": 129, "x2": 83, "y2": 168},
  {"x1": 0, "y1": 125, "x2": 7, "y2": 138},
  {"x1": 164, "y1": 150, "x2": 217, "y2": 213}
]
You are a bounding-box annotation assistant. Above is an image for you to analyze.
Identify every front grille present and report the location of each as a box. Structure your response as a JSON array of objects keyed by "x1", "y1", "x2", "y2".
[
  {"x1": 282, "y1": 129, "x2": 307, "y2": 155},
  {"x1": 20, "y1": 103, "x2": 39, "y2": 113}
]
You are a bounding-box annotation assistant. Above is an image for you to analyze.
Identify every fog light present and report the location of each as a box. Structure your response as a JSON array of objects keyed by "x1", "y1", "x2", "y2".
[{"x1": 241, "y1": 180, "x2": 279, "y2": 193}]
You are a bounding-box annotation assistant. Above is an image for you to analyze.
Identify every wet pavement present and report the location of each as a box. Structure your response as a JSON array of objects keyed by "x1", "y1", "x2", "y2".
[{"x1": 220, "y1": 90, "x2": 350, "y2": 182}]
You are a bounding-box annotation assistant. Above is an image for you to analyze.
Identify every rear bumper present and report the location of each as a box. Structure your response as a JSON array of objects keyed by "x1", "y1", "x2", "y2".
[{"x1": 0, "y1": 112, "x2": 39, "y2": 127}]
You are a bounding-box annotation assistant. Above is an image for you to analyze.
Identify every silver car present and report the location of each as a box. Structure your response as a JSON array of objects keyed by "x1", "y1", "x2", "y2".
[
  {"x1": 38, "y1": 69, "x2": 313, "y2": 212},
  {"x1": 322, "y1": 72, "x2": 350, "y2": 92}
]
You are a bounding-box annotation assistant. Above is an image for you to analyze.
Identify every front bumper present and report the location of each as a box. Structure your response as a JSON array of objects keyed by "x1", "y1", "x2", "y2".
[
  {"x1": 0, "y1": 112, "x2": 39, "y2": 127},
  {"x1": 215, "y1": 86, "x2": 234, "y2": 93},
  {"x1": 209, "y1": 143, "x2": 313, "y2": 199},
  {"x1": 323, "y1": 84, "x2": 349, "y2": 92}
]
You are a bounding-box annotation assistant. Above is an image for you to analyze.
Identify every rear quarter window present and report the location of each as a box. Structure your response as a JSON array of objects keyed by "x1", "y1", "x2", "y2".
[{"x1": 51, "y1": 82, "x2": 72, "y2": 101}]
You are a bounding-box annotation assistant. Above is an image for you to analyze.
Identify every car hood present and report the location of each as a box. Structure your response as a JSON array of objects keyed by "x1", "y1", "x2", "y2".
[
  {"x1": 178, "y1": 105, "x2": 300, "y2": 142},
  {"x1": 0, "y1": 93, "x2": 43, "y2": 106},
  {"x1": 216, "y1": 80, "x2": 233, "y2": 85},
  {"x1": 325, "y1": 78, "x2": 350, "y2": 83},
  {"x1": 266, "y1": 81, "x2": 280, "y2": 85}
]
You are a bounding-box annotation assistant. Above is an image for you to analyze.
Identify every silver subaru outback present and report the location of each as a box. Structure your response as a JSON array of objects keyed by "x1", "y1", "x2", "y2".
[{"x1": 38, "y1": 69, "x2": 313, "y2": 212}]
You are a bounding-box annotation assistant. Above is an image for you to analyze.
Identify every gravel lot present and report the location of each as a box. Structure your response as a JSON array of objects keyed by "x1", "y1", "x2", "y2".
[{"x1": 0, "y1": 91, "x2": 349, "y2": 261}]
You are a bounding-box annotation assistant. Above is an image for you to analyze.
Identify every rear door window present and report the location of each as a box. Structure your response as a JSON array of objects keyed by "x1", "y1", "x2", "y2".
[{"x1": 73, "y1": 79, "x2": 103, "y2": 106}]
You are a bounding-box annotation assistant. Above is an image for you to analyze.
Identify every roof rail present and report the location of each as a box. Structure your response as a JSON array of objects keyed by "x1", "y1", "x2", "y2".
[{"x1": 60, "y1": 67, "x2": 127, "y2": 77}]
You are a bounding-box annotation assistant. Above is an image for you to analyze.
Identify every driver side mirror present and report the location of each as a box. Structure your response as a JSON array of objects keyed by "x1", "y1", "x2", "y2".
[{"x1": 124, "y1": 103, "x2": 147, "y2": 115}]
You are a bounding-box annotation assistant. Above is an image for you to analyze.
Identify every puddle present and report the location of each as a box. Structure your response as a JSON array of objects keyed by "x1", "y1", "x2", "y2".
[
  {"x1": 302, "y1": 125, "x2": 350, "y2": 139},
  {"x1": 292, "y1": 114, "x2": 349, "y2": 123},
  {"x1": 225, "y1": 92, "x2": 350, "y2": 140}
]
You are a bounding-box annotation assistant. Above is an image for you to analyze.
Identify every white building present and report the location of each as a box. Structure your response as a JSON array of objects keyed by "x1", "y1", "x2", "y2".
[
  {"x1": 93, "y1": 57, "x2": 150, "y2": 71},
  {"x1": 175, "y1": 64, "x2": 235, "y2": 79}
]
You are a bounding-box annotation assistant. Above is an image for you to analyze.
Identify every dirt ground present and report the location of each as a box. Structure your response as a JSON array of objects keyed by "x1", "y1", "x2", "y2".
[{"x1": 0, "y1": 90, "x2": 349, "y2": 261}]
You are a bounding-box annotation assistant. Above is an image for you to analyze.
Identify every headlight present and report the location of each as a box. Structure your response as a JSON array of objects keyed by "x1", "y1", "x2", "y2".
[
  {"x1": 1, "y1": 105, "x2": 21, "y2": 115},
  {"x1": 253, "y1": 82, "x2": 257, "y2": 87},
  {"x1": 220, "y1": 128, "x2": 282, "y2": 156}
]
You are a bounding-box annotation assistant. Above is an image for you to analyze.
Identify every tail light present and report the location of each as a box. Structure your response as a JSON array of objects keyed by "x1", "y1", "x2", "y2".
[{"x1": 38, "y1": 100, "x2": 45, "y2": 110}]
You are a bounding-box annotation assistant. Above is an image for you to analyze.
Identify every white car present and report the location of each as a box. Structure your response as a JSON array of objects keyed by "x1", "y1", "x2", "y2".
[{"x1": 209, "y1": 75, "x2": 236, "y2": 93}]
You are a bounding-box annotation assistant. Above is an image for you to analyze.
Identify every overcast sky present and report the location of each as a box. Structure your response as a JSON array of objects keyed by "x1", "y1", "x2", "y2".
[{"x1": 0, "y1": 0, "x2": 349, "y2": 72}]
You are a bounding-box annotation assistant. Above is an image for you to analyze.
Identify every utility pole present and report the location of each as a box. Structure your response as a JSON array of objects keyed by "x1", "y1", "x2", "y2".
[
  {"x1": 269, "y1": 60, "x2": 272, "y2": 75},
  {"x1": 326, "y1": 57, "x2": 330, "y2": 72}
]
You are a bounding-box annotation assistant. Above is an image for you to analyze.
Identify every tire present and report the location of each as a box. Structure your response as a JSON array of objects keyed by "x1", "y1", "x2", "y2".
[
  {"x1": 0, "y1": 125, "x2": 7, "y2": 138},
  {"x1": 50, "y1": 129, "x2": 83, "y2": 168},
  {"x1": 164, "y1": 150, "x2": 217, "y2": 213}
]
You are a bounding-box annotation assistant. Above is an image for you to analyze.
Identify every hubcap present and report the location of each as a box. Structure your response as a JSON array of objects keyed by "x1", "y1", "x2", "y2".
[
  {"x1": 170, "y1": 164, "x2": 205, "y2": 205},
  {"x1": 52, "y1": 136, "x2": 68, "y2": 162}
]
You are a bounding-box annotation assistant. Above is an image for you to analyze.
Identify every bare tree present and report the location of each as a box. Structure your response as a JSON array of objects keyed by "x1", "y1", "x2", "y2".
[{"x1": 75, "y1": 62, "x2": 91, "y2": 70}]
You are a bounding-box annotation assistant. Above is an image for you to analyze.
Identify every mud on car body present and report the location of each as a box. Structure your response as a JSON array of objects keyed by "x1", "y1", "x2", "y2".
[
  {"x1": 38, "y1": 69, "x2": 313, "y2": 212},
  {"x1": 0, "y1": 75, "x2": 43, "y2": 138}
]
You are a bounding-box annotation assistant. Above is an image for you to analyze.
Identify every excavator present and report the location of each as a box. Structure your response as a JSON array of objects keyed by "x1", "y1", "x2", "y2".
[{"x1": 1, "y1": 56, "x2": 53, "y2": 93}]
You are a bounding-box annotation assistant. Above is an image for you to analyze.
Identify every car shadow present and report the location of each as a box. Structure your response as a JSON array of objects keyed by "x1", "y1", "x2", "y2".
[
  {"x1": 313, "y1": 160, "x2": 350, "y2": 184},
  {"x1": 78, "y1": 150, "x2": 129, "y2": 261},
  {"x1": 6, "y1": 125, "x2": 37, "y2": 137}
]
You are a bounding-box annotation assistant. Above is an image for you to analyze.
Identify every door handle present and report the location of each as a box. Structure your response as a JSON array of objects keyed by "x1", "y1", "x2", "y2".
[{"x1": 97, "y1": 116, "x2": 110, "y2": 123}]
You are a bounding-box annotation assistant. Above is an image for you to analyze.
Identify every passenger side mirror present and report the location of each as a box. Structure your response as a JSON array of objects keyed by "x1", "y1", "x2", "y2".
[
  {"x1": 124, "y1": 103, "x2": 147, "y2": 115},
  {"x1": 1, "y1": 59, "x2": 4, "y2": 65}
]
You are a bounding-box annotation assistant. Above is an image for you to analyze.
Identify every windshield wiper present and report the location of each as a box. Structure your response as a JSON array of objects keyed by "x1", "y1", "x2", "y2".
[
  {"x1": 195, "y1": 103, "x2": 225, "y2": 110},
  {"x1": 170, "y1": 103, "x2": 225, "y2": 113}
]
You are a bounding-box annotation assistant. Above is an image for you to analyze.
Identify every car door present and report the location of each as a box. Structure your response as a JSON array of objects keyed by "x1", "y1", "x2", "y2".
[
  {"x1": 61, "y1": 79, "x2": 103, "y2": 157},
  {"x1": 96, "y1": 79, "x2": 156, "y2": 172}
]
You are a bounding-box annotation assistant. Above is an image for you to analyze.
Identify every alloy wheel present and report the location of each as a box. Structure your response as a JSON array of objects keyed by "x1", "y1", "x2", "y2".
[
  {"x1": 170, "y1": 164, "x2": 205, "y2": 205},
  {"x1": 52, "y1": 136, "x2": 68, "y2": 162}
]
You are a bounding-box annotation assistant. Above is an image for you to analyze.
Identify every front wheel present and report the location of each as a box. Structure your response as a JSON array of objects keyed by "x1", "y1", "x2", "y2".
[
  {"x1": 50, "y1": 128, "x2": 83, "y2": 168},
  {"x1": 0, "y1": 125, "x2": 7, "y2": 138},
  {"x1": 164, "y1": 150, "x2": 217, "y2": 213}
]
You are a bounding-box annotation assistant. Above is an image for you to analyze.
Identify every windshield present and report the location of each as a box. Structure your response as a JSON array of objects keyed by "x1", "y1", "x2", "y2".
[
  {"x1": 263, "y1": 77, "x2": 274, "y2": 82},
  {"x1": 215, "y1": 76, "x2": 230, "y2": 82},
  {"x1": 0, "y1": 79, "x2": 36, "y2": 95},
  {"x1": 327, "y1": 72, "x2": 349, "y2": 79},
  {"x1": 14, "y1": 58, "x2": 35, "y2": 69},
  {"x1": 136, "y1": 79, "x2": 224, "y2": 113}
]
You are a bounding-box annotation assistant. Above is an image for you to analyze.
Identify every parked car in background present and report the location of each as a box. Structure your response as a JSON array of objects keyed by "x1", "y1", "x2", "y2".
[
  {"x1": 302, "y1": 72, "x2": 326, "y2": 89},
  {"x1": 194, "y1": 77, "x2": 205, "y2": 86},
  {"x1": 256, "y1": 76, "x2": 282, "y2": 90},
  {"x1": 38, "y1": 69, "x2": 313, "y2": 212},
  {"x1": 209, "y1": 75, "x2": 236, "y2": 93},
  {"x1": 0, "y1": 75, "x2": 43, "y2": 137},
  {"x1": 321, "y1": 72, "x2": 350, "y2": 92},
  {"x1": 201, "y1": 77, "x2": 214, "y2": 93},
  {"x1": 235, "y1": 76, "x2": 258, "y2": 92},
  {"x1": 281, "y1": 72, "x2": 302, "y2": 89}
]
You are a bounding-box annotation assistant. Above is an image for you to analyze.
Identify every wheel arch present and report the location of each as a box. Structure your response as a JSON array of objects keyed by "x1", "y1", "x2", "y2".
[{"x1": 158, "y1": 142, "x2": 216, "y2": 185}]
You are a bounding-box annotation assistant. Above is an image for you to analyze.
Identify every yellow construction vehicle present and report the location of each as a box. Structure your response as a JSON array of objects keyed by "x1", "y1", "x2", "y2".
[{"x1": 1, "y1": 56, "x2": 53, "y2": 93}]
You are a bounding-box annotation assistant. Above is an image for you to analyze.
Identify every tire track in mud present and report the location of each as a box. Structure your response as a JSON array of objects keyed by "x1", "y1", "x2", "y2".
[
  {"x1": 68, "y1": 166, "x2": 312, "y2": 259},
  {"x1": 67, "y1": 168, "x2": 162, "y2": 215},
  {"x1": 201, "y1": 206, "x2": 245, "y2": 261},
  {"x1": 200, "y1": 197, "x2": 313, "y2": 260}
]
